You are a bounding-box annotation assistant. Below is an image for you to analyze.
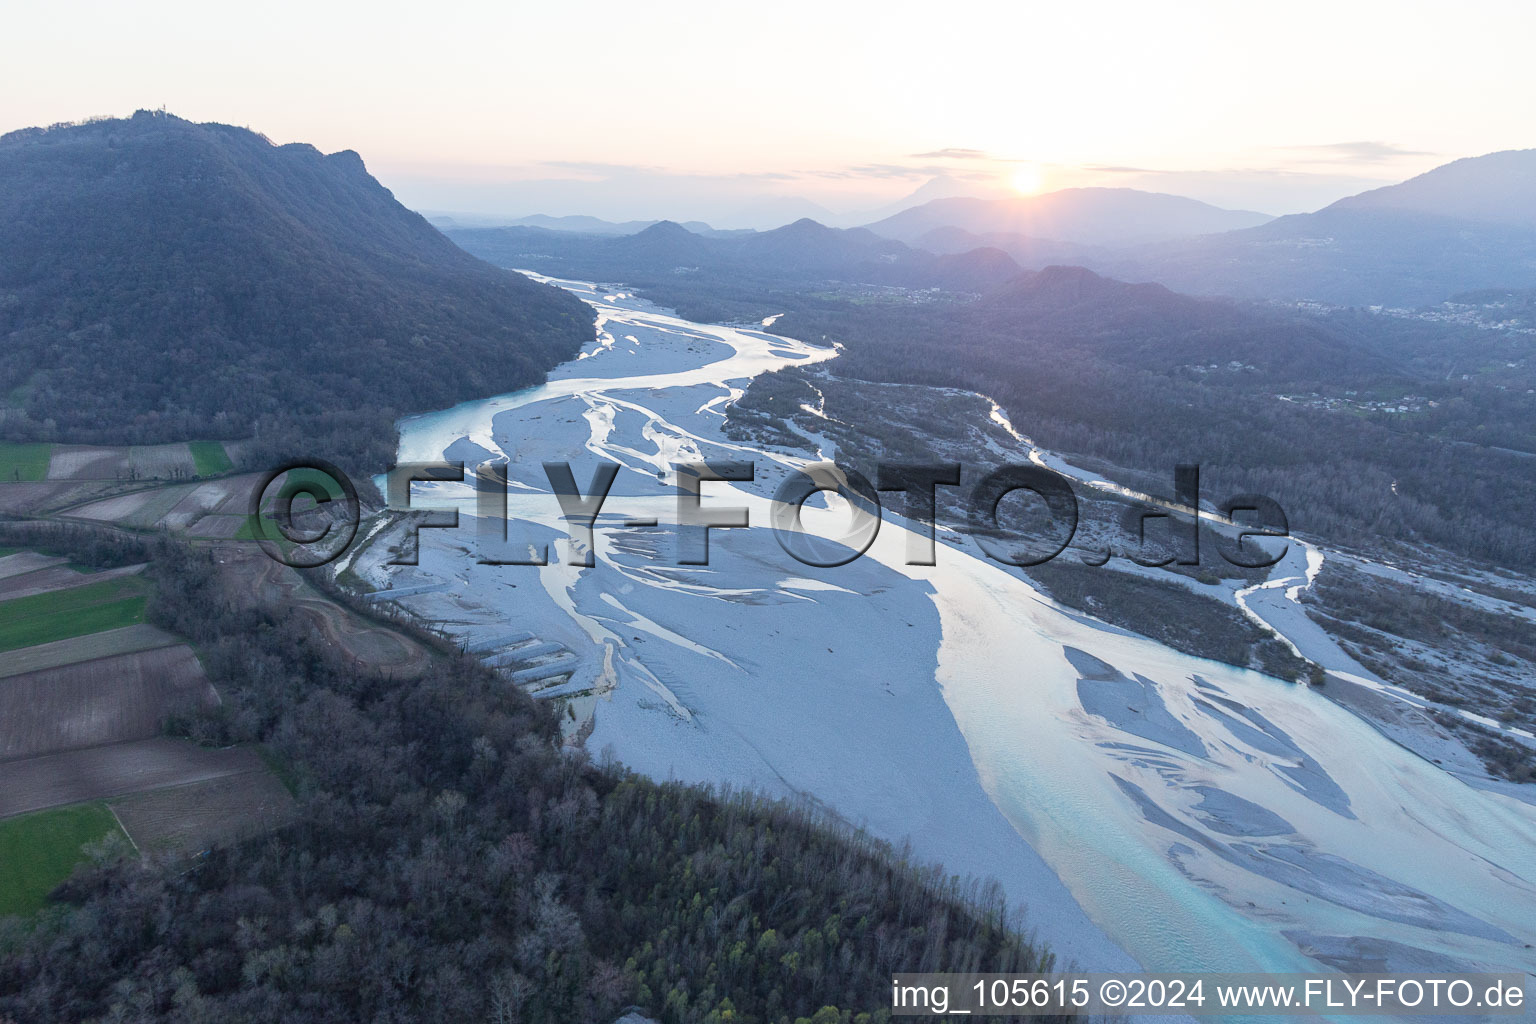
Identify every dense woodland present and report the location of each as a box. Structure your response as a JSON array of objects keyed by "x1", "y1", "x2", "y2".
[
  {"x1": 451, "y1": 225, "x2": 1536, "y2": 569},
  {"x1": 0, "y1": 113, "x2": 595, "y2": 476},
  {"x1": 0, "y1": 526, "x2": 1057, "y2": 1024}
]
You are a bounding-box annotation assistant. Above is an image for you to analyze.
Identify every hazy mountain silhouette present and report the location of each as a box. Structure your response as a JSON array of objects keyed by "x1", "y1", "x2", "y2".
[
  {"x1": 499, "y1": 213, "x2": 747, "y2": 237},
  {"x1": 913, "y1": 225, "x2": 1108, "y2": 269},
  {"x1": 864, "y1": 188, "x2": 1273, "y2": 247},
  {"x1": 1331, "y1": 149, "x2": 1536, "y2": 226},
  {"x1": 1107, "y1": 150, "x2": 1536, "y2": 306},
  {"x1": 449, "y1": 217, "x2": 1022, "y2": 294}
]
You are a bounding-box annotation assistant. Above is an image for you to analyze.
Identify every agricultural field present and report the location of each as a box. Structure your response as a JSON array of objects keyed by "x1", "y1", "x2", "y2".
[
  {"x1": 0, "y1": 802, "x2": 124, "y2": 917},
  {"x1": 159, "y1": 476, "x2": 248, "y2": 530},
  {"x1": 60, "y1": 489, "x2": 158, "y2": 523},
  {"x1": 0, "y1": 575, "x2": 148, "y2": 653},
  {"x1": 0, "y1": 562, "x2": 144, "y2": 602},
  {"x1": 188, "y1": 441, "x2": 233, "y2": 477},
  {"x1": 0, "y1": 480, "x2": 120, "y2": 517},
  {"x1": 117, "y1": 484, "x2": 198, "y2": 529},
  {"x1": 112, "y1": 771, "x2": 295, "y2": 854},
  {"x1": 0, "y1": 623, "x2": 180, "y2": 680},
  {"x1": 0, "y1": 540, "x2": 297, "y2": 888},
  {"x1": 0, "y1": 551, "x2": 65, "y2": 581},
  {"x1": 45, "y1": 445, "x2": 129, "y2": 481},
  {"x1": 187, "y1": 515, "x2": 246, "y2": 538},
  {"x1": 0, "y1": 645, "x2": 216, "y2": 760},
  {"x1": 0, "y1": 739, "x2": 269, "y2": 819},
  {"x1": 62, "y1": 473, "x2": 259, "y2": 535},
  {"x1": 0, "y1": 442, "x2": 52, "y2": 483},
  {"x1": 41, "y1": 441, "x2": 237, "y2": 484},
  {"x1": 126, "y1": 444, "x2": 197, "y2": 480}
]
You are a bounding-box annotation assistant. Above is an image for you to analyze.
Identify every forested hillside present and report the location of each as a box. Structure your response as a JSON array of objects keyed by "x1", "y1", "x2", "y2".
[
  {"x1": 0, "y1": 112, "x2": 594, "y2": 474},
  {"x1": 0, "y1": 526, "x2": 1056, "y2": 1024},
  {"x1": 787, "y1": 291, "x2": 1536, "y2": 567}
]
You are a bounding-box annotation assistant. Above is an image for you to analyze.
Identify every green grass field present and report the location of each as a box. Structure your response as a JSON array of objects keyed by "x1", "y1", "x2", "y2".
[
  {"x1": 0, "y1": 576, "x2": 149, "y2": 653},
  {"x1": 188, "y1": 441, "x2": 233, "y2": 477},
  {"x1": 0, "y1": 442, "x2": 52, "y2": 482},
  {"x1": 0, "y1": 803, "x2": 125, "y2": 917}
]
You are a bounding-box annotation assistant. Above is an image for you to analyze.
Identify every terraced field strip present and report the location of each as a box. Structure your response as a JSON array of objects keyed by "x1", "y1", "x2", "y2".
[
  {"x1": 127, "y1": 444, "x2": 196, "y2": 480},
  {"x1": 0, "y1": 624, "x2": 180, "y2": 680},
  {"x1": 0, "y1": 442, "x2": 52, "y2": 482},
  {"x1": 0, "y1": 479, "x2": 128, "y2": 517},
  {"x1": 188, "y1": 515, "x2": 245, "y2": 538},
  {"x1": 0, "y1": 574, "x2": 149, "y2": 653},
  {"x1": 0, "y1": 551, "x2": 66, "y2": 580},
  {"x1": 0, "y1": 739, "x2": 268, "y2": 819},
  {"x1": 0, "y1": 802, "x2": 125, "y2": 916},
  {"x1": 0, "y1": 562, "x2": 145, "y2": 602},
  {"x1": 121, "y1": 484, "x2": 198, "y2": 528},
  {"x1": 188, "y1": 441, "x2": 233, "y2": 477},
  {"x1": 61, "y1": 488, "x2": 159, "y2": 523},
  {"x1": 160, "y1": 478, "x2": 241, "y2": 530},
  {"x1": 112, "y1": 771, "x2": 295, "y2": 854},
  {"x1": 0, "y1": 645, "x2": 216, "y2": 760},
  {"x1": 45, "y1": 445, "x2": 129, "y2": 481}
]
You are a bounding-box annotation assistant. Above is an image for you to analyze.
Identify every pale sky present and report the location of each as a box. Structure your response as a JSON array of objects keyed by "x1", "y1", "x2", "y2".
[{"x1": 5, "y1": 0, "x2": 1534, "y2": 225}]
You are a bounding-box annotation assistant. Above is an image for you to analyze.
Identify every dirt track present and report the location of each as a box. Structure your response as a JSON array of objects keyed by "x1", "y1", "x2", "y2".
[{"x1": 224, "y1": 546, "x2": 433, "y2": 677}]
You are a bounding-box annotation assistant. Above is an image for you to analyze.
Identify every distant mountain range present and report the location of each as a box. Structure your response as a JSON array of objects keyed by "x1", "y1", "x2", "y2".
[
  {"x1": 0, "y1": 111, "x2": 592, "y2": 470},
  {"x1": 447, "y1": 217, "x2": 1027, "y2": 298},
  {"x1": 438, "y1": 149, "x2": 1536, "y2": 308},
  {"x1": 432, "y1": 213, "x2": 752, "y2": 238},
  {"x1": 863, "y1": 188, "x2": 1274, "y2": 247},
  {"x1": 449, "y1": 217, "x2": 1387, "y2": 382},
  {"x1": 1332, "y1": 149, "x2": 1536, "y2": 226},
  {"x1": 1096, "y1": 150, "x2": 1536, "y2": 306}
]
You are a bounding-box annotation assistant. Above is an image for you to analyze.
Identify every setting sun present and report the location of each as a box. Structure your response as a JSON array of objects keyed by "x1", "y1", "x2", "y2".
[{"x1": 1010, "y1": 163, "x2": 1044, "y2": 195}]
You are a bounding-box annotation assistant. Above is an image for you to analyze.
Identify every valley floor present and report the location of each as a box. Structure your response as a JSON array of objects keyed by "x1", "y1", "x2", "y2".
[{"x1": 346, "y1": 278, "x2": 1536, "y2": 987}]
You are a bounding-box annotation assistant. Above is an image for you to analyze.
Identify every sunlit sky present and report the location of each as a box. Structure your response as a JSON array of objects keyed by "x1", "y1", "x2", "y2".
[{"x1": 6, "y1": 0, "x2": 1535, "y2": 226}]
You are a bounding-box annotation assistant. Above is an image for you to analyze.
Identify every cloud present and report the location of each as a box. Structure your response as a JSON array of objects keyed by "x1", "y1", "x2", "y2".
[
  {"x1": 908, "y1": 147, "x2": 992, "y2": 160},
  {"x1": 803, "y1": 162, "x2": 947, "y2": 180},
  {"x1": 1279, "y1": 141, "x2": 1437, "y2": 164}
]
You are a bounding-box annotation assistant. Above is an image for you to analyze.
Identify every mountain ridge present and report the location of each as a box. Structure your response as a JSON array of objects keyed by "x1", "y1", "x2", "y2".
[
  {"x1": 0, "y1": 111, "x2": 594, "y2": 472},
  {"x1": 864, "y1": 187, "x2": 1274, "y2": 248},
  {"x1": 1092, "y1": 149, "x2": 1536, "y2": 305}
]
